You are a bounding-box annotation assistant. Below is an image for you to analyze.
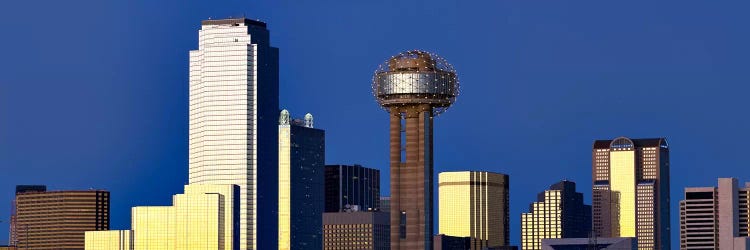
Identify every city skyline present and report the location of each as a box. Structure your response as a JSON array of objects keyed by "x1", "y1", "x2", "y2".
[{"x1": 3, "y1": 2, "x2": 750, "y2": 249}]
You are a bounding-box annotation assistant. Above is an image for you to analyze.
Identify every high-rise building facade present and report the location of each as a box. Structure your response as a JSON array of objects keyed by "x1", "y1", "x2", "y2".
[
  {"x1": 372, "y1": 50, "x2": 460, "y2": 249},
  {"x1": 324, "y1": 164, "x2": 380, "y2": 213},
  {"x1": 189, "y1": 18, "x2": 279, "y2": 250},
  {"x1": 9, "y1": 185, "x2": 46, "y2": 246},
  {"x1": 438, "y1": 171, "x2": 509, "y2": 250},
  {"x1": 278, "y1": 110, "x2": 325, "y2": 250},
  {"x1": 679, "y1": 178, "x2": 750, "y2": 250},
  {"x1": 88, "y1": 184, "x2": 239, "y2": 250},
  {"x1": 521, "y1": 180, "x2": 591, "y2": 250},
  {"x1": 322, "y1": 211, "x2": 390, "y2": 250},
  {"x1": 592, "y1": 137, "x2": 670, "y2": 250},
  {"x1": 12, "y1": 188, "x2": 109, "y2": 249}
]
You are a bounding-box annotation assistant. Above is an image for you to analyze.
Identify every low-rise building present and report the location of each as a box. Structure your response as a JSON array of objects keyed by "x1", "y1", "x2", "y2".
[{"x1": 322, "y1": 211, "x2": 389, "y2": 250}]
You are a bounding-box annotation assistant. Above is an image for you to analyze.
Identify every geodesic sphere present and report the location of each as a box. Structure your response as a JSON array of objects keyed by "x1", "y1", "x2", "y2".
[{"x1": 372, "y1": 50, "x2": 459, "y2": 115}]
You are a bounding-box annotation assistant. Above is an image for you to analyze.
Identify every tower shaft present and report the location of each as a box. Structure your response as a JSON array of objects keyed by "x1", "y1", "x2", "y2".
[{"x1": 389, "y1": 105, "x2": 433, "y2": 250}]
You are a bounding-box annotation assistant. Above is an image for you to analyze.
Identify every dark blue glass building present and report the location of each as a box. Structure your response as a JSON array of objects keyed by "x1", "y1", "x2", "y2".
[{"x1": 324, "y1": 164, "x2": 380, "y2": 213}]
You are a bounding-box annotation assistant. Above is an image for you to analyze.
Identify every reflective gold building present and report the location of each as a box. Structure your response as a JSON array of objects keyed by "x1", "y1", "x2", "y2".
[
  {"x1": 85, "y1": 230, "x2": 133, "y2": 250},
  {"x1": 592, "y1": 137, "x2": 670, "y2": 250},
  {"x1": 438, "y1": 171, "x2": 509, "y2": 250},
  {"x1": 87, "y1": 184, "x2": 239, "y2": 250},
  {"x1": 132, "y1": 206, "x2": 174, "y2": 250},
  {"x1": 278, "y1": 110, "x2": 325, "y2": 250},
  {"x1": 521, "y1": 181, "x2": 591, "y2": 250}
]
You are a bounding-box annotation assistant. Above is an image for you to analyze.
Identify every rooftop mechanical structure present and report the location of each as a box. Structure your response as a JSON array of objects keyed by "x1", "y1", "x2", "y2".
[{"x1": 372, "y1": 50, "x2": 459, "y2": 250}]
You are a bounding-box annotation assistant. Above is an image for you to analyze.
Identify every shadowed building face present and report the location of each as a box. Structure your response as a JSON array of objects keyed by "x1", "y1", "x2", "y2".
[{"x1": 372, "y1": 50, "x2": 459, "y2": 250}]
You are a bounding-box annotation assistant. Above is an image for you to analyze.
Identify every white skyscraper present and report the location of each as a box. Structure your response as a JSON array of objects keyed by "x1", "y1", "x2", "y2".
[{"x1": 189, "y1": 18, "x2": 279, "y2": 250}]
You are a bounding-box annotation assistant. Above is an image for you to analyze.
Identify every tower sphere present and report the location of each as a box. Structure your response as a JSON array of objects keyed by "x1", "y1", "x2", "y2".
[{"x1": 372, "y1": 50, "x2": 459, "y2": 115}]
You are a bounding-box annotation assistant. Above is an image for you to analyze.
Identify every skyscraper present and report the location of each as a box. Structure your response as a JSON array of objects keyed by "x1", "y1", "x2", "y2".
[
  {"x1": 12, "y1": 187, "x2": 109, "y2": 249},
  {"x1": 189, "y1": 18, "x2": 279, "y2": 250},
  {"x1": 680, "y1": 178, "x2": 750, "y2": 250},
  {"x1": 324, "y1": 164, "x2": 380, "y2": 213},
  {"x1": 438, "y1": 171, "x2": 509, "y2": 250},
  {"x1": 521, "y1": 180, "x2": 591, "y2": 250},
  {"x1": 372, "y1": 50, "x2": 459, "y2": 249},
  {"x1": 278, "y1": 110, "x2": 325, "y2": 250},
  {"x1": 592, "y1": 137, "x2": 670, "y2": 250}
]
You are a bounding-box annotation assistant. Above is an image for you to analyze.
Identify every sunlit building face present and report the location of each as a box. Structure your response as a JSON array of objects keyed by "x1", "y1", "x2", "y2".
[
  {"x1": 85, "y1": 230, "x2": 133, "y2": 250},
  {"x1": 127, "y1": 185, "x2": 238, "y2": 250},
  {"x1": 438, "y1": 171, "x2": 509, "y2": 250},
  {"x1": 592, "y1": 137, "x2": 670, "y2": 250}
]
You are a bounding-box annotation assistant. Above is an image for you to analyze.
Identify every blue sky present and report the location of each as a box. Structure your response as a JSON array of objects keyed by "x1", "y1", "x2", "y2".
[{"x1": 2, "y1": 1, "x2": 750, "y2": 248}]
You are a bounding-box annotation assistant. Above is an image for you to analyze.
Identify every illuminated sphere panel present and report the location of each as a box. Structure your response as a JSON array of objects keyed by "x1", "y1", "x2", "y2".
[{"x1": 372, "y1": 50, "x2": 459, "y2": 115}]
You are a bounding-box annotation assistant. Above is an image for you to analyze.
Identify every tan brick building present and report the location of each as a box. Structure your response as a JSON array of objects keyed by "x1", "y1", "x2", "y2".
[{"x1": 12, "y1": 187, "x2": 109, "y2": 249}]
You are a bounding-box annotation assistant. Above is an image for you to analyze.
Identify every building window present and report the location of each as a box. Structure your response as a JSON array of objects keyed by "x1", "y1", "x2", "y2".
[{"x1": 399, "y1": 211, "x2": 406, "y2": 239}]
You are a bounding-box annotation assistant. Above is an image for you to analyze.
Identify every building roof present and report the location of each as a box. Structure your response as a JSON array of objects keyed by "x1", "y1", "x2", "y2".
[
  {"x1": 593, "y1": 137, "x2": 667, "y2": 149},
  {"x1": 201, "y1": 18, "x2": 267, "y2": 28}
]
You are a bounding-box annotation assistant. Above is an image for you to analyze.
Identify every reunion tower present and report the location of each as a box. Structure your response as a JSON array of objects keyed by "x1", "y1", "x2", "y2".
[{"x1": 372, "y1": 50, "x2": 459, "y2": 249}]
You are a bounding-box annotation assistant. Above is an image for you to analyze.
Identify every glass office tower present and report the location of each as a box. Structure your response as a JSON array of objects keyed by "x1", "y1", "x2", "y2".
[
  {"x1": 592, "y1": 137, "x2": 670, "y2": 250},
  {"x1": 324, "y1": 164, "x2": 380, "y2": 213},
  {"x1": 278, "y1": 110, "x2": 325, "y2": 250},
  {"x1": 189, "y1": 18, "x2": 279, "y2": 250},
  {"x1": 521, "y1": 180, "x2": 591, "y2": 250},
  {"x1": 438, "y1": 171, "x2": 509, "y2": 250}
]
